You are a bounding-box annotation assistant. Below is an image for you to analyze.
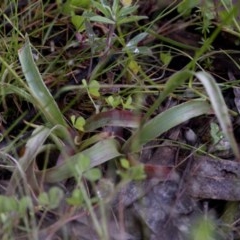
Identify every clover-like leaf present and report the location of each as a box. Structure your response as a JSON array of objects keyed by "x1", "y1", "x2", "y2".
[{"x1": 89, "y1": 80, "x2": 100, "y2": 97}]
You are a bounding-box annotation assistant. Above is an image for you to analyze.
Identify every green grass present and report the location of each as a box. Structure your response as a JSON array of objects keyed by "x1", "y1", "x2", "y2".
[{"x1": 0, "y1": 0, "x2": 240, "y2": 239}]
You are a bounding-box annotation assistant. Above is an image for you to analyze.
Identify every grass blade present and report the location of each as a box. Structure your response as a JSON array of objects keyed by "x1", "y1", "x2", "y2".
[
  {"x1": 7, "y1": 126, "x2": 52, "y2": 195},
  {"x1": 84, "y1": 110, "x2": 141, "y2": 131},
  {"x1": 195, "y1": 71, "x2": 240, "y2": 160},
  {"x1": 7, "y1": 125, "x2": 75, "y2": 195},
  {"x1": 36, "y1": 138, "x2": 121, "y2": 183},
  {"x1": 18, "y1": 36, "x2": 67, "y2": 127},
  {"x1": 123, "y1": 100, "x2": 211, "y2": 153}
]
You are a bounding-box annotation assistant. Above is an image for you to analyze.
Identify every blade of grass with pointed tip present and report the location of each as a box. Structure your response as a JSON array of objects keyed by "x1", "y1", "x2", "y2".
[
  {"x1": 7, "y1": 125, "x2": 75, "y2": 195},
  {"x1": 7, "y1": 126, "x2": 52, "y2": 195},
  {"x1": 195, "y1": 71, "x2": 240, "y2": 160},
  {"x1": 36, "y1": 138, "x2": 121, "y2": 183},
  {"x1": 18, "y1": 36, "x2": 67, "y2": 127},
  {"x1": 84, "y1": 110, "x2": 141, "y2": 131},
  {"x1": 123, "y1": 100, "x2": 211, "y2": 153},
  {"x1": 0, "y1": 83, "x2": 31, "y2": 100}
]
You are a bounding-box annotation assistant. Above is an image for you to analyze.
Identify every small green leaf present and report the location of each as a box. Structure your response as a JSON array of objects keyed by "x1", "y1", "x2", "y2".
[
  {"x1": 122, "y1": 96, "x2": 135, "y2": 110},
  {"x1": 84, "y1": 168, "x2": 102, "y2": 181},
  {"x1": 75, "y1": 117, "x2": 86, "y2": 131},
  {"x1": 0, "y1": 196, "x2": 18, "y2": 213},
  {"x1": 62, "y1": 1, "x2": 73, "y2": 15},
  {"x1": 128, "y1": 60, "x2": 140, "y2": 74},
  {"x1": 48, "y1": 187, "x2": 64, "y2": 209},
  {"x1": 91, "y1": 1, "x2": 112, "y2": 18},
  {"x1": 89, "y1": 80, "x2": 100, "y2": 97},
  {"x1": 120, "y1": 158, "x2": 130, "y2": 169},
  {"x1": 66, "y1": 189, "x2": 84, "y2": 206},
  {"x1": 118, "y1": 5, "x2": 138, "y2": 17},
  {"x1": 70, "y1": 115, "x2": 76, "y2": 125},
  {"x1": 82, "y1": 79, "x2": 88, "y2": 87},
  {"x1": 177, "y1": 0, "x2": 199, "y2": 17},
  {"x1": 90, "y1": 15, "x2": 115, "y2": 24},
  {"x1": 210, "y1": 122, "x2": 223, "y2": 144},
  {"x1": 38, "y1": 192, "x2": 49, "y2": 206},
  {"x1": 126, "y1": 33, "x2": 148, "y2": 47},
  {"x1": 129, "y1": 165, "x2": 146, "y2": 180},
  {"x1": 106, "y1": 95, "x2": 121, "y2": 108},
  {"x1": 71, "y1": 115, "x2": 86, "y2": 131},
  {"x1": 118, "y1": 164, "x2": 146, "y2": 181},
  {"x1": 71, "y1": 0, "x2": 91, "y2": 9},
  {"x1": 112, "y1": 0, "x2": 119, "y2": 14},
  {"x1": 71, "y1": 15, "x2": 86, "y2": 32},
  {"x1": 82, "y1": 79, "x2": 100, "y2": 97},
  {"x1": 73, "y1": 154, "x2": 91, "y2": 177},
  {"x1": 18, "y1": 197, "x2": 32, "y2": 215},
  {"x1": 160, "y1": 52, "x2": 172, "y2": 65},
  {"x1": 38, "y1": 187, "x2": 64, "y2": 209},
  {"x1": 120, "y1": 0, "x2": 132, "y2": 7},
  {"x1": 118, "y1": 15, "x2": 148, "y2": 24},
  {"x1": 106, "y1": 96, "x2": 114, "y2": 107},
  {"x1": 190, "y1": 216, "x2": 215, "y2": 240}
]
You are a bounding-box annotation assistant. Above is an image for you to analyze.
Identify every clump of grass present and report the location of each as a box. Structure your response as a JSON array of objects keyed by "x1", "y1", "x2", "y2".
[{"x1": 0, "y1": 0, "x2": 240, "y2": 239}]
